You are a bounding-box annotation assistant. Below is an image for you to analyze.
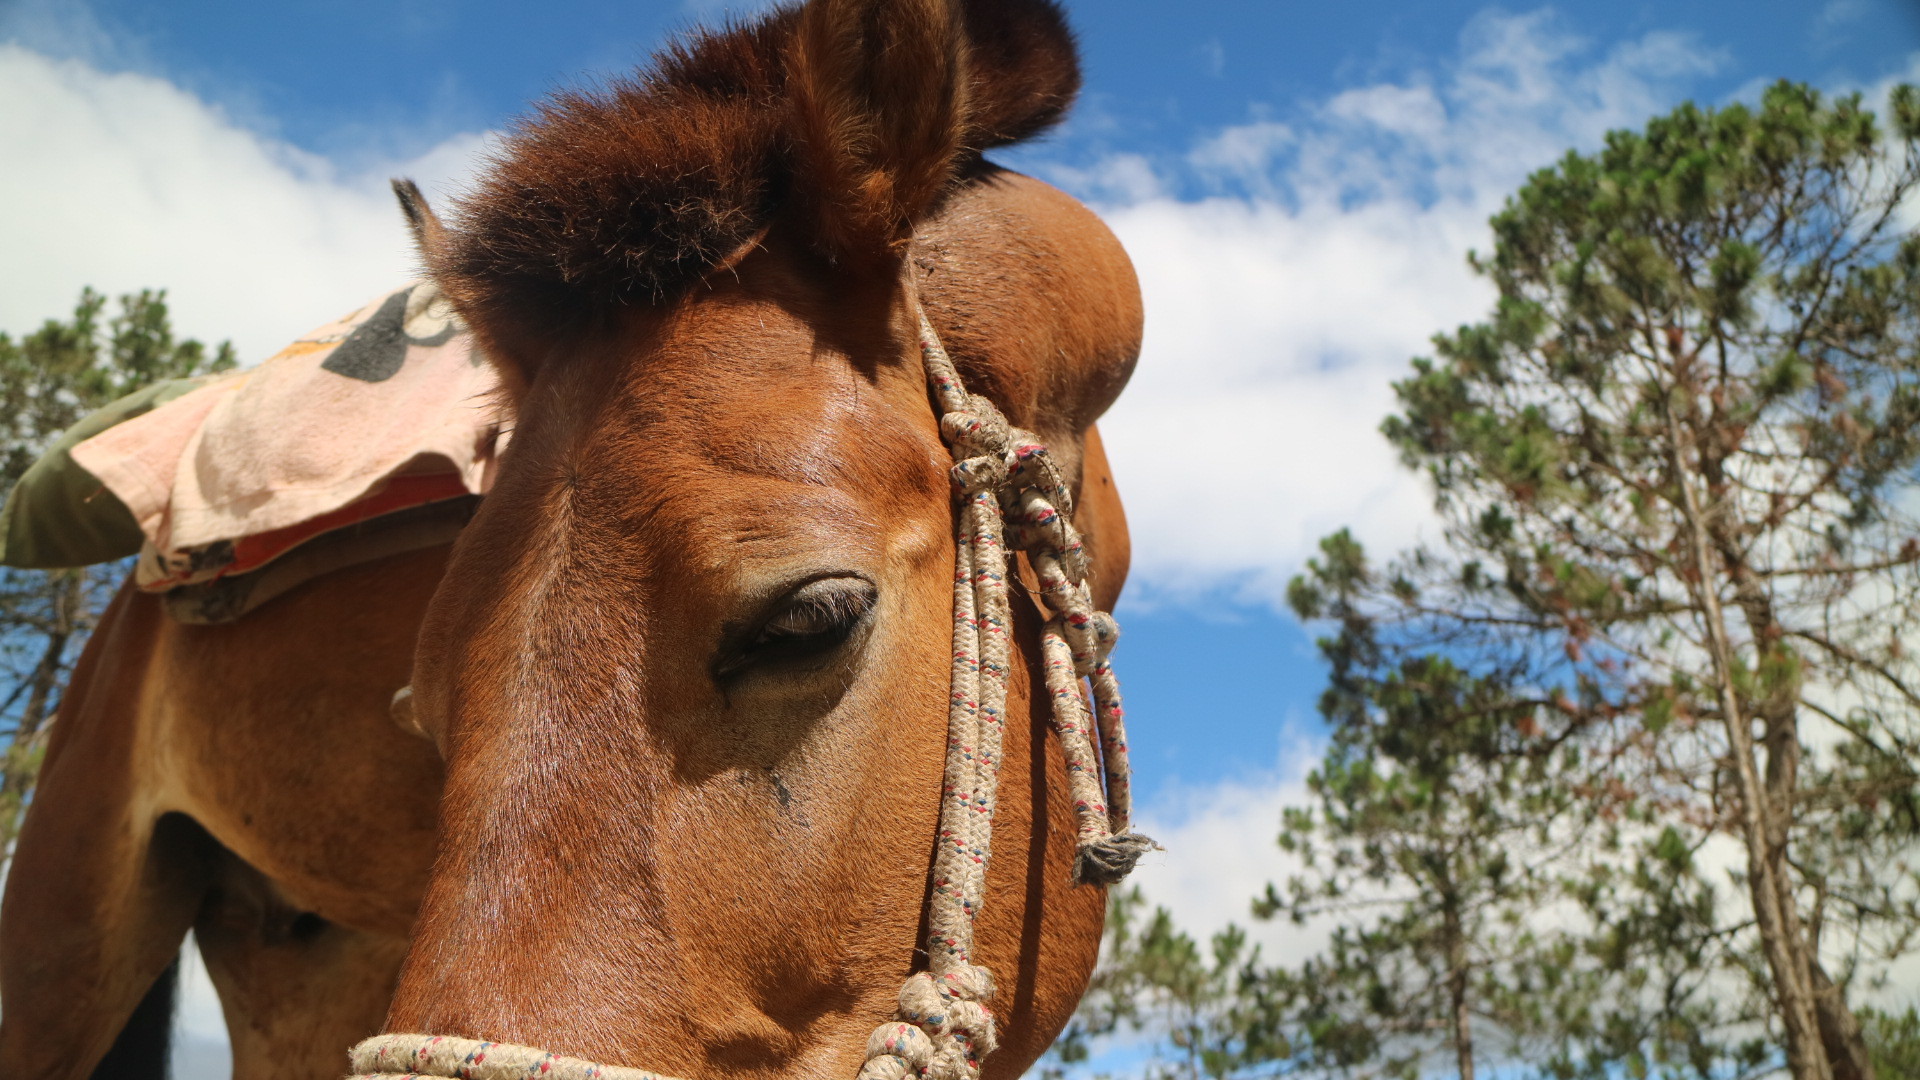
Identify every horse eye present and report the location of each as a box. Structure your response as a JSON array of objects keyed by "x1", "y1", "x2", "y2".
[{"x1": 722, "y1": 577, "x2": 877, "y2": 677}]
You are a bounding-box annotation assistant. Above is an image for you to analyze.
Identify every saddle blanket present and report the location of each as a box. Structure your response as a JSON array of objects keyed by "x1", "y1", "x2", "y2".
[{"x1": 0, "y1": 282, "x2": 505, "y2": 592}]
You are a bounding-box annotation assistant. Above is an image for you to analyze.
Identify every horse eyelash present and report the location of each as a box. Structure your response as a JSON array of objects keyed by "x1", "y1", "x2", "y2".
[{"x1": 764, "y1": 591, "x2": 870, "y2": 638}]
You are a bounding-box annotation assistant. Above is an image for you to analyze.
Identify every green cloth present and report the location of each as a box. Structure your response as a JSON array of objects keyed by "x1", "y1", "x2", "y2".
[{"x1": 0, "y1": 377, "x2": 210, "y2": 569}]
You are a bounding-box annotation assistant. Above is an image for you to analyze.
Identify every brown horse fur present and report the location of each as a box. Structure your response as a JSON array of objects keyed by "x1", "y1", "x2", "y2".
[
  {"x1": 788, "y1": 0, "x2": 970, "y2": 261},
  {"x1": 0, "y1": 2, "x2": 1140, "y2": 1078},
  {"x1": 431, "y1": 0, "x2": 1077, "y2": 384}
]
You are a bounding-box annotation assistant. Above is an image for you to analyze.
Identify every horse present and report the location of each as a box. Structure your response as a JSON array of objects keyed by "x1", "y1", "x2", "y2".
[{"x1": 0, "y1": 1, "x2": 1144, "y2": 1078}]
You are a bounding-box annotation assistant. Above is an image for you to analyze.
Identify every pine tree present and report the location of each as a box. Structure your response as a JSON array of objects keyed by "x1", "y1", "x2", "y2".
[
  {"x1": 1269, "y1": 531, "x2": 1588, "y2": 1080},
  {"x1": 1370, "y1": 80, "x2": 1920, "y2": 1078},
  {"x1": 1279, "y1": 532, "x2": 1764, "y2": 1079},
  {"x1": 1049, "y1": 889, "x2": 1285, "y2": 1080},
  {"x1": 0, "y1": 288, "x2": 234, "y2": 857}
]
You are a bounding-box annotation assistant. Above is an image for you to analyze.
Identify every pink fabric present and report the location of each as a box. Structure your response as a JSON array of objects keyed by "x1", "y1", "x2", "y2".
[
  {"x1": 69, "y1": 283, "x2": 505, "y2": 589},
  {"x1": 68, "y1": 378, "x2": 235, "y2": 543}
]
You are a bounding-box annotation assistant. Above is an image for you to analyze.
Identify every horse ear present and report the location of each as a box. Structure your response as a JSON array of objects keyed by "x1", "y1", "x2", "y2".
[
  {"x1": 390, "y1": 178, "x2": 449, "y2": 263},
  {"x1": 788, "y1": 0, "x2": 969, "y2": 262}
]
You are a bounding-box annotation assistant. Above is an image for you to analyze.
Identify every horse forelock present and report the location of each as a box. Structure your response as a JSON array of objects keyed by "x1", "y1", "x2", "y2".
[{"x1": 430, "y1": 0, "x2": 1079, "y2": 370}]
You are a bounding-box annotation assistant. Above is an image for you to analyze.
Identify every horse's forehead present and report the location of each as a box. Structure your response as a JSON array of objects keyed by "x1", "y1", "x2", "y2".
[
  {"x1": 619, "y1": 434, "x2": 943, "y2": 575},
  {"x1": 654, "y1": 361, "x2": 880, "y2": 481},
  {"x1": 519, "y1": 297, "x2": 946, "y2": 568},
  {"x1": 648, "y1": 474, "x2": 889, "y2": 565},
  {"x1": 574, "y1": 289, "x2": 934, "y2": 476}
]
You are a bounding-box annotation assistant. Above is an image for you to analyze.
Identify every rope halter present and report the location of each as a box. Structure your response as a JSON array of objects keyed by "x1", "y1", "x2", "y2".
[{"x1": 347, "y1": 310, "x2": 1155, "y2": 1080}]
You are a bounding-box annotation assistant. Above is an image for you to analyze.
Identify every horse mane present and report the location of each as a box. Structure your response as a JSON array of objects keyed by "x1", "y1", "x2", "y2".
[{"x1": 431, "y1": 0, "x2": 1078, "y2": 343}]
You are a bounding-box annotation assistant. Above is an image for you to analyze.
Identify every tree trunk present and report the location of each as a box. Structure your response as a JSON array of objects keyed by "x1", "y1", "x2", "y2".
[
  {"x1": 1697, "y1": 422, "x2": 1878, "y2": 1080},
  {"x1": 1811, "y1": 961, "x2": 1875, "y2": 1080},
  {"x1": 1666, "y1": 409, "x2": 1833, "y2": 1080},
  {"x1": 0, "y1": 570, "x2": 80, "y2": 857},
  {"x1": 1443, "y1": 895, "x2": 1474, "y2": 1080}
]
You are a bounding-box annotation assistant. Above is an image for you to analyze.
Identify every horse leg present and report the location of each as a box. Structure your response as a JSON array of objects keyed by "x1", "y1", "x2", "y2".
[
  {"x1": 90, "y1": 956, "x2": 179, "y2": 1080},
  {"x1": 193, "y1": 850, "x2": 410, "y2": 1080},
  {"x1": 0, "y1": 588, "x2": 216, "y2": 1080},
  {"x1": 153, "y1": 545, "x2": 448, "y2": 1079}
]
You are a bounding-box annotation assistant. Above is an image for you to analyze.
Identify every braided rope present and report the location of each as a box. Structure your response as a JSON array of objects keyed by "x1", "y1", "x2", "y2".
[
  {"x1": 851, "y1": 313, "x2": 1155, "y2": 1080},
  {"x1": 913, "y1": 311, "x2": 1153, "y2": 888},
  {"x1": 344, "y1": 312, "x2": 1154, "y2": 1080},
  {"x1": 349, "y1": 1035, "x2": 678, "y2": 1079}
]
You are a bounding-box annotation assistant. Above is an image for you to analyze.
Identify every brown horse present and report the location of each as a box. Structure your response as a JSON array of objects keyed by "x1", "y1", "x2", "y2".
[{"x1": 0, "y1": 1, "x2": 1143, "y2": 1078}]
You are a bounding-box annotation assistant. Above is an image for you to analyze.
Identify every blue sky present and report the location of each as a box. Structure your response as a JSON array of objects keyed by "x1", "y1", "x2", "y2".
[
  {"x1": 3, "y1": 0, "x2": 1919, "y2": 1073},
  {"x1": 42, "y1": 1, "x2": 1920, "y2": 175}
]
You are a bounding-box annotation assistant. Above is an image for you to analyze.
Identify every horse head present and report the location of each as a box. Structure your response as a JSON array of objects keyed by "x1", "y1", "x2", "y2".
[{"x1": 384, "y1": 2, "x2": 1142, "y2": 1076}]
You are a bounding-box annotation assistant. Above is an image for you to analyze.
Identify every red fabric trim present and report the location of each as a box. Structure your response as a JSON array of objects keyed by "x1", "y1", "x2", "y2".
[{"x1": 221, "y1": 470, "x2": 471, "y2": 577}]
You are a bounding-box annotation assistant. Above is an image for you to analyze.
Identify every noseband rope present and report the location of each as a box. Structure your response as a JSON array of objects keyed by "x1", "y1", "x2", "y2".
[{"x1": 347, "y1": 311, "x2": 1154, "y2": 1080}]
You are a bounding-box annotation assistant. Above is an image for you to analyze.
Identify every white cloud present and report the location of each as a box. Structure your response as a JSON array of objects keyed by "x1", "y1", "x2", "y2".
[
  {"x1": 1068, "y1": 11, "x2": 1728, "y2": 609},
  {"x1": 1039, "y1": 152, "x2": 1167, "y2": 206},
  {"x1": 1095, "y1": 196, "x2": 1480, "y2": 607},
  {"x1": 1186, "y1": 120, "x2": 1294, "y2": 195},
  {"x1": 1128, "y1": 733, "x2": 1327, "y2": 965},
  {"x1": 0, "y1": 44, "x2": 489, "y2": 365},
  {"x1": 1326, "y1": 83, "x2": 1445, "y2": 138}
]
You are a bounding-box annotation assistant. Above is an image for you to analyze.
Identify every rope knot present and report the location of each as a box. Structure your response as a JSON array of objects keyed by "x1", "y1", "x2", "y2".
[
  {"x1": 1008, "y1": 442, "x2": 1073, "y2": 509},
  {"x1": 897, "y1": 972, "x2": 947, "y2": 1026},
  {"x1": 940, "y1": 396, "x2": 1013, "y2": 460},
  {"x1": 859, "y1": 1022, "x2": 937, "y2": 1080},
  {"x1": 950, "y1": 455, "x2": 1010, "y2": 495},
  {"x1": 870, "y1": 968, "x2": 998, "y2": 1080},
  {"x1": 897, "y1": 967, "x2": 995, "y2": 1029},
  {"x1": 937, "y1": 964, "x2": 995, "y2": 1006}
]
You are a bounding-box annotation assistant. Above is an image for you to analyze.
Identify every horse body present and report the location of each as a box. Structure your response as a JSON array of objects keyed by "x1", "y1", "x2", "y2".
[
  {"x1": 0, "y1": 545, "x2": 444, "y2": 1078},
  {"x1": 0, "y1": 3, "x2": 1143, "y2": 1078}
]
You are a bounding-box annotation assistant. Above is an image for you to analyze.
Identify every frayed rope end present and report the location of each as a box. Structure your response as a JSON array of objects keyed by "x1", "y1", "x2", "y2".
[{"x1": 1071, "y1": 832, "x2": 1161, "y2": 886}]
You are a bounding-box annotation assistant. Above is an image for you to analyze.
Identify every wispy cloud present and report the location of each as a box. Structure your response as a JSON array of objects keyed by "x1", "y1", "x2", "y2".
[
  {"x1": 1196, "y1": 38, "x2": 1227, "y2": 80},
  {"x1": 1130, "y1": 734, "x2": 1326, "y2": 962},
  {"x1": 0, "y1": 0, "x2": 142, "y2": 70},
  {"x1": 1032, "y1": 10, "x2": 1727, "y2": 610},
  {"x1": 1821, "y1": 0, "x2": 1872, "y2": 32},
  {"x1": 0, "y1": 44, "x2": 489, "y2": 364}
]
